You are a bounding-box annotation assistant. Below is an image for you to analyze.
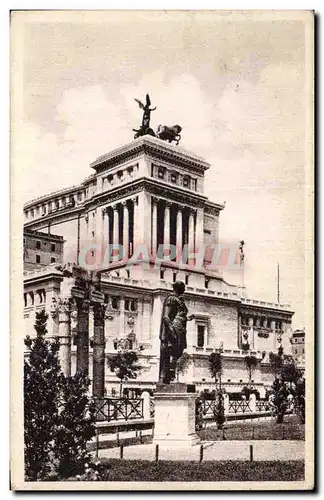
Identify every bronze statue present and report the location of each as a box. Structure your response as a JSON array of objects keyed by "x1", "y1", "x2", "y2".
[
  {"x1": 156, "y1": 124, "x2": 182, "y2": 145},
  {"x1": 159, "y1": 281, "x2": 194, "y2": 384},
  {"x1": 133, "y1": 94, "x2": 156, "y2": 138}
]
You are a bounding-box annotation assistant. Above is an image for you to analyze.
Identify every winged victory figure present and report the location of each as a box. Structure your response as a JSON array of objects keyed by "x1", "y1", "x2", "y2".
[{"x1": 133, "y1": 94, "x2": 157, "y2": 138}]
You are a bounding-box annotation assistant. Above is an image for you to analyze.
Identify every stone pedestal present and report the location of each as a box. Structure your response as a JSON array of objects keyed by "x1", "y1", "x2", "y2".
[{"x1": 153, "y1": 383, "x2": 200, "y2": 446}]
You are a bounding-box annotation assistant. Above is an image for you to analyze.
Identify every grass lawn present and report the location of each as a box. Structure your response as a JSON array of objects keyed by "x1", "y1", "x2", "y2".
[
  {"x1": 95, "y1": 459, "x2": 304, "y2": 482},
  {"x1": 199, "y1": 416, "x2": 304, "y2": 442}
]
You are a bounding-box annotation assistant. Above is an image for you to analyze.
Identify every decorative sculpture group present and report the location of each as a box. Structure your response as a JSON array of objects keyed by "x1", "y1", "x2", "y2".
[
  {"x1": 159, "y1": 281, "x2": 194, "y2": 384},
  {"x1": 133, "y1": 94, "x2": 182, "y2": 145}
]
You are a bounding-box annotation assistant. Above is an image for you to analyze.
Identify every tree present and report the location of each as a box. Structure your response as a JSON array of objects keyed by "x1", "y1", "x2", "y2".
[
  {"x1": 244, "y1": 355, "x2": 258, "y2": 386},
  {"x1": 176, "y1": 352, "x2": 191, "y2": 381},
  {"x1": 24, "y1": 309, "x2": 97, "y2": 480},
  {"x1": 269, "y1": 350, "x2": 284, "y2": 377},
  {"x1": 55, "y1": 372, "x2": 96, "y2": 479},
  {"x1": 270, "y1": 377, "x2": 289, "y2": 423},
  {"x1": 24, "y1": 310, "x2": 64, "y2": 480},
  {"x1": 208, "y1": 352, "x2": 222, "y2": 389},
  {"x1": 208, "y1": 352, "x2": 225, "y2": 429},
  {"x1": 107, "y1": 348, "x2": 143, "y2": 397}
]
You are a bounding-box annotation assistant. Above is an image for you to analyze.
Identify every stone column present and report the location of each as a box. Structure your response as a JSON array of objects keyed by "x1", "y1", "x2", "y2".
[
  {"x1": 113, "y1": 204, "x2": 119, "y2": 260},
  {"x1": 195, "y1": 207, "x2": 204, "y2": 256},
  {"x1": 176, "y1": 205, "x2": 183, "y2": 257},
  {"x1": 163, "y1": 202, "x2": 171, "y2": 247},
  {"x1": 122, "y1": 201, "x2": 129, "y2": 258},
  {"x1": 188, "y1": 208, "x2": 196, "y2": 265},
  {"x1": 249, "y1": 393, "x2": 256, "y2": 412},
  {"x1": 151, "y1": 196, "x2": 158, "y2": 256},
  {"x1": 223, "y1": 393, "x2": 229, "y2": 414},
  {"x1": 141, "y1": 391, "x2": 151, "y2": 420},
  {"x1": 119, "y1": 296, "x2": 125, "y2": 338},
  {"x1": 76, "y1": 299, "x2": 90, "y2": 375},
  {"x1": 270, "y1": 320, "x2": 276, "y2": 349},
  {"x1": 102, "y1": 208, "x2": 109, "y2": 264},
  {"x1": 92, "y1": 303, "x2": 106, "y2": 398},
  {"x1": 57, "y1": 298, "x2": 72, "y2": 377},
  {"x1": 132, "y1": 196, "x2": 139, "y2": 249}
]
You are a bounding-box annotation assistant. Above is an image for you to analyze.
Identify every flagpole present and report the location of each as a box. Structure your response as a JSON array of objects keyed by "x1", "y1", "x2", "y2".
[{"x1": 277, "y1": 263, "x2": 280, "y2": 303}]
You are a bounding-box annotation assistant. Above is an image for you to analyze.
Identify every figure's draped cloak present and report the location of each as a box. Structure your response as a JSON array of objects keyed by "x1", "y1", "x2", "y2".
[{"x1": 159, "y1": 294, "x2": 188, "y2": 355}]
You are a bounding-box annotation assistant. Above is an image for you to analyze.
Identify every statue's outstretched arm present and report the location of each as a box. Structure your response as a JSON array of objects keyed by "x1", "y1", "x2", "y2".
[{"x1": 150, "y1": 107, "x2": 157, "y2": 112}]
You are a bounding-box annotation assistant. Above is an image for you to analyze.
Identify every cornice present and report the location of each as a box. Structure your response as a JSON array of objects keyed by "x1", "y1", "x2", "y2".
[{"x1": 90, "y1": 136, "x2": 210, "y2": 174}]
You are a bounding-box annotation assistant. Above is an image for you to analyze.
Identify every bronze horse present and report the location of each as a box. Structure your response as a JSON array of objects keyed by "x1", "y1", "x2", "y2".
[{"x1": 156, "y1": 124, "x2": 182, "y2": 145}]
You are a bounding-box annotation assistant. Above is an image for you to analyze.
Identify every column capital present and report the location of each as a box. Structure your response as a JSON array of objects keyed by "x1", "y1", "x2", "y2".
[
  {"x1": 112, "y1": 203, "x2": 120, "y2": 211},
  {"x1": 188, "y1": 207, "x2": 197, "y2": 216},
  {"x1": 75, "y1": 298, "x2": 90, "y2": 313},
  {"x1": 151, "y1": 196, "x2": 159, "y2": 205},
  {"x1": 164, "y1": 200, "x2": 172, "y2": 209}
]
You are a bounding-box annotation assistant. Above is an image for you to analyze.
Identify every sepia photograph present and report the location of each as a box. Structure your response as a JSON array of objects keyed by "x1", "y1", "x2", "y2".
[{"x1": 10, "y1": 9, "x2": 314, "y2": 490}]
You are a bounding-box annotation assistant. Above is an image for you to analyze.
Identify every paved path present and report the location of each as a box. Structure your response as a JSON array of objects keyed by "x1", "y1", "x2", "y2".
[{"x1": 94, "y1": 440, "x2": 304, "y2": 462}]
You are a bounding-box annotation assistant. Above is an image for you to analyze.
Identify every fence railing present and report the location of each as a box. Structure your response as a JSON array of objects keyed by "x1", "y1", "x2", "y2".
[
  {"x1": 256, "y1": 399, "x2": 271, "y2": 412},
  {"x1": 94, "y1": 398, "x2": 144, "y2": 422},
  {"x1": 228, "y1": 400, "x2": 252, "y2": 414}
]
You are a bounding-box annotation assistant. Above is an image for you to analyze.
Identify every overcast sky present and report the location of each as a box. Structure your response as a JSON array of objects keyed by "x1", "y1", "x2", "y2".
[{"x1": 12, "y1": 11, "x2": 312, "y2": 328}]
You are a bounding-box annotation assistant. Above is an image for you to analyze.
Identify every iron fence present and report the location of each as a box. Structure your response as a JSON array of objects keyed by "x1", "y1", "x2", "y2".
[
  {"x1": 228, "y1": 400, "x2": 252, "y2": 414},
  {"x1": 93, "y1": 398, "x2": 144, "y2": 422}
]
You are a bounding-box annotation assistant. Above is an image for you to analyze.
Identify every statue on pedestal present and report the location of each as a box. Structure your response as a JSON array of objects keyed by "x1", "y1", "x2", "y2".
[
  {"x1": 133, "y1": 93, "x2": 156, "y2": 138},
  {"x1": 159, "y1": 281, "x2": 194, "y2": 384}
]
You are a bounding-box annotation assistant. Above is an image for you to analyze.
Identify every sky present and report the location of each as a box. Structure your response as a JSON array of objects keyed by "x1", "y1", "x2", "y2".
[{"x1": 12, "y1": 10, "x2": 312, "y2": 328}]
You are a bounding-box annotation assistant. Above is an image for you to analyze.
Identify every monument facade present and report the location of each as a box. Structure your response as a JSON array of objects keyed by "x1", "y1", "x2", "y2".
[{"x1": 23, "y1": 134, "x2": 294, "y2": 397}]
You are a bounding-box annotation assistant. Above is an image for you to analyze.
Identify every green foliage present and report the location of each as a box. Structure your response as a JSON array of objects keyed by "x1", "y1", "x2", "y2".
[
  {"x1": 214, "y1": 390, "x2": 225, "y2": 429},
  {"x1": 268, "y1": 347, "x2": 305, "y2": 424},
  {"x1": 269, "y1": 351, "x2": 284, "y2": 376},
  {"x1": 107, "y1": 350, "x2": 142, "y2": 396},
  {"x1": 24, "y1": 309, "x2": 96, "y2": 481},
  {"x1": 244, "y1": 355, "x2": 258, "y2": 385},
  {"x1": 270, "y1": 377, "x2": 289, "y2": 423},
  {"x1": 55, "y1": 372, "x2": 96, "y2": 479},
  {"x1": 24, "y1": 309, "x2": 64, "y2": 480},
  {"x1": 208, "y1": 352, "x2": 222, "y2": 381},
  {"x1": 176, "y1": 352, "x2": 191, "y2": 380}
]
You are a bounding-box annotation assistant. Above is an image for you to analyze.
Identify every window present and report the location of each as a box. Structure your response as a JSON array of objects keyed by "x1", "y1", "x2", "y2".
[
  {"x1": 125, "y1": 299, "x2": 137, "y2": 312},
  {"x1": 111, "y1": 296, "x2": 119, "y2": 310},
  {"x1": 24, "y1": 293, "x2": 27, "y2": 307},
  {"x1": 173, "y1": 272, "x2": 177, "y2": 283},
  {"x1": 183, "y1": 176, "x2": 190, "y2": 188},
  {"x1": 36, "y1": 241, "x2": 41, "y2": 250},
  {"x1": 51, "y1": 257, "x2": 56, "y2": 263},
  {"x1": 185, "y1": 275, "x2": 189, "y2": 285},
  {"x1": 158, "y1": 167, "x2": 165, "y2": 179},
  {"x1": 51, "y1": 243, "x2": 56, "y2": 252},
  {"x1": 36, "y1": 255, "x2": 41, "y2": 264},
  {"x1": 108, "y1": 174, "x2": 114, "y2": 184},
  {"x1": 170, "y1": 171, "x2": 178, "y2": 183},
  {"x1": 197, "y1": 324, "x2": 205, "y2": 348},
  {"x1": 160, "y1": 269, "x2": 165, "y2": 280},
  {"x1": 193, "y1": 179, "x2": 197, "y2": 191},
  {"x1": 204, "y1": 278, "x2": 209, "y2": 289}
]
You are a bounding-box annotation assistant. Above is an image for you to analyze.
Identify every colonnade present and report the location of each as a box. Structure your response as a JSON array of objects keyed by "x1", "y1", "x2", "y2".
[
  {"x1": 90, "y1": 194, "x2": 203, "y2": 263},
  {"x1": 51, "y1": 296, "x2": 106, "y2": 398}
]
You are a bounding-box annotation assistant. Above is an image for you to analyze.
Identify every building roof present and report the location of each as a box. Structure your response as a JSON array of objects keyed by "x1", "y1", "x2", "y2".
[{"x1": 24, "y1": 228, "x2": 64, "y2": 242}]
